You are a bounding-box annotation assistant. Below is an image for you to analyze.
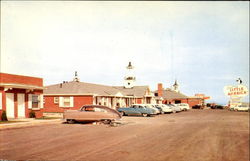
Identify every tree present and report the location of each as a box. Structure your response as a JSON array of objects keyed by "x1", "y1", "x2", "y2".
[{"x1": 1, "y1": 110, "x2": 8, "y2": 121}]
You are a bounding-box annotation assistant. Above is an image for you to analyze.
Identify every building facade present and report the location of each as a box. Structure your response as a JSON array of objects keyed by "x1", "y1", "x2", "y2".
[
  {"x1": 43, "y1": 63, "x2": 155, "y2": 115},
  {"x1": 43, "y1": 80, "x2": 154, "y2": 114},
  {"x1": 0, "y1": 73, "x2": 44, "y2": 120},
  {"x1": 155, "y1": 82, "x2": 209, "y2": 108}
]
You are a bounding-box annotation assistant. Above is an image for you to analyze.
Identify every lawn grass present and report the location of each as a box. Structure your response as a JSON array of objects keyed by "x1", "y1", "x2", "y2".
[
  {"x1": 0, "y1": 121, "x2": 28, "y2": 124},
  {"x1": 35, "y1": 117, "x2": 62, "y2": 120}
]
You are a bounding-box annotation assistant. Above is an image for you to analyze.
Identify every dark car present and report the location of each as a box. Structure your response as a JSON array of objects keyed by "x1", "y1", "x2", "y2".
[
  {"x1": 211, "y1": 105, "x2": 224, "y2": 109},
  {"x1": 192, "y1": 104, "x2": 203, "y2": 109}
]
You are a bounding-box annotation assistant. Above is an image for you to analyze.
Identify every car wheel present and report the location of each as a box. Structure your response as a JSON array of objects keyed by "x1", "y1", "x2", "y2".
[
  {"x1": 101, "y1": 119, "x2": 111, "y2": 124},
  {"x1": 67, "y1": 119, "x2": 75, "y2": 124},
  {"x1": 173, "y1": 110, "x2": 176, "y2": 113},
  {"x1": 121, "y1": 112, "x2": 126, "y2": 116},
  {"x1": 142, "y1": 113, "x2": 148, "y2": 117}
]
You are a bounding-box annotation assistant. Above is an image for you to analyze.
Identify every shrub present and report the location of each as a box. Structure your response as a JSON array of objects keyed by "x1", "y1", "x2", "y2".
[
  {"x1": 1, "y1": 110, "x2": 8, "y2": 121},
  {"x1": 29, "y1": 111, "x2": 36, "y2": 118}
]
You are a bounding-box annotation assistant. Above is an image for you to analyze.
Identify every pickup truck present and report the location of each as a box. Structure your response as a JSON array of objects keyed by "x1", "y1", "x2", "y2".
[{"x1": 63, "y1": 105, "x2": 122, "y2": 124}]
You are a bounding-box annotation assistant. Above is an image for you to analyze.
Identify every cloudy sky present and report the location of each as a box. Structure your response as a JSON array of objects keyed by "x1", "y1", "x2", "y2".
[{"x1": 1, "y1": 1, "x2": 249, "y2": 104}]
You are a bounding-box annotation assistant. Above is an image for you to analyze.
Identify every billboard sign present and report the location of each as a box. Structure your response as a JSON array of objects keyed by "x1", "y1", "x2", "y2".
[{"x1": 224, "y1": 85, "x2": 248, "y2": 98}]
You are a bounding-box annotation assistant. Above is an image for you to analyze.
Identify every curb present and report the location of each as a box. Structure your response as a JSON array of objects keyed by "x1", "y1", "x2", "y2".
[{"x1": 0, "y1": 119, "x2": 62, "y2": 131}]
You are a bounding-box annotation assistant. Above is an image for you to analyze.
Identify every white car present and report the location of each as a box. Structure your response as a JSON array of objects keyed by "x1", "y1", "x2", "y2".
[
  {"x1": 157, "y1": 104, "x2": 173, "y2": 113},
  {"x1": 229, "y1": 106, "x2": 236, "y2": 111},
  {"x1": 178, "y1": 103, "x2": 190, "y2": 111},
  {"x1": 234, "y1": 105, "x2": 250, "y2": 112},
  {"x1": 144, "y1": 104, "x2": 161, "y2": 114},
  {"x1": 165, "y1": 104, "x2": 181, "y2": 113},
  {"x1": 153, "y1": 104, "x2": 173, "y2": 114}
]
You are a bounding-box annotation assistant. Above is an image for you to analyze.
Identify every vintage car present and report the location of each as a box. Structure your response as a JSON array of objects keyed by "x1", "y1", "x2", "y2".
[
  {"x1": 63, "y1": 105, "x2": 122, "y2": 124},
  {"x1": 211, "y1": 104, "x2": 224, "y2": 109},
  {"x1": 118, "y1": 104, "x2": 157, "y2": 117},
  {"x1": 165, "y1": 104, "x2": 181, "y2": 113},
  {"x1": 234, "y1": 105, "x2": 250, "y2": 112},
  {"x1": 177, "y1": 103, "x2": 190, "y2": 111},
  {"x1": 143, "y1": 104, "x2": 161, "y2": 114},
  {"x1": 192, "y1": 104, "x2": 204, "y2": 109},
  {"x1": 153, "y1": 104, "x2": 173, "y2": 114}
]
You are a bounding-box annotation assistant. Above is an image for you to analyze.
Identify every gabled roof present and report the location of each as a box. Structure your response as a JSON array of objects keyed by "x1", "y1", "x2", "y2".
[
  {"x1": 160, "y1": 89, "x2": 189, "y2": 99},
  {"x1": 113, "y1": 86, "x2": 150, "y2": 97},
  {"x1": 44, "y1": 81, "x2": 150, "y2": 98},
  {"x1": 44, "y1": 81, "x2": 121, "y2": 96}
]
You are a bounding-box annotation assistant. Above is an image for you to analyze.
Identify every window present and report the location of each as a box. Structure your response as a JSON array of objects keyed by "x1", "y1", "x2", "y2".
[
  {"x1": 64, "y1": 97, "x2": 70, "y2": 107},
  {"x1": 59, "y1": 97, "x2": 74, "y2": 107},
  {"x1": 28, "y1": 94, "x2": 43, "y2": 109},
  {"x1": 94, "y1": 107, "x2": 107, "y2": 113},
  {"x1": 54, "y1": 97, "x2": 59, "y2": 104},
  {"x1": 32, "y1": 95, "x2": 39, "y2": 108},
  {"x1": 82, "y1": 107, "x2": 107, "y2": 113}
]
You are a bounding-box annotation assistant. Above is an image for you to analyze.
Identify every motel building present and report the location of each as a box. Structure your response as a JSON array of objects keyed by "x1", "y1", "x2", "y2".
[
  {"x1": 155, "y1": 81, "x2": 210, "y2": 107},
  {"x1": 43, "y1": 62, "x2": 156, "y2": 116},
  {"x1": 0, "y1": 73, "x2": 44, "y2": 120}
]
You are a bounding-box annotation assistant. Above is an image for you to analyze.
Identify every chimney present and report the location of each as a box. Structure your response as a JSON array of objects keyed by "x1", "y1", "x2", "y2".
[{"x1": 158, "y1": 83, "x2": 163, "y2": 97}]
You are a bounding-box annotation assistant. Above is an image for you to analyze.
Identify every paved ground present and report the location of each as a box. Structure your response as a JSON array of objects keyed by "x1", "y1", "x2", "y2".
[
  {"x1": 0, "y1": 118, "x2": 62, "y2": 130},
  {"x1": 0, "y1": 110, "x2": 249, "y2": 161}
]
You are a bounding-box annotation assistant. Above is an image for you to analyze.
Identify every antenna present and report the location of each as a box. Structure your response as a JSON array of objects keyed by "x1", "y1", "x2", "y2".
[{"x1": 170, "y1": 31, "x2": 174, "y2": 82}]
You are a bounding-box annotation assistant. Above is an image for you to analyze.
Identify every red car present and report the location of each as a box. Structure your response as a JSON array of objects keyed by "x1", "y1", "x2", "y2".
[{"x1": 63, "y1": 105, "x2": 122, "y2": 124}]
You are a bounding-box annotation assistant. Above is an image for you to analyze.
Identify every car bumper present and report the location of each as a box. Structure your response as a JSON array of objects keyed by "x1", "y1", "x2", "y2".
[
  {"x1": 237, "y1": 108, "x2": 249, "y2": 111},
  {"x1": 163, "y1": 109, "x2": 173, "y2": 113}
]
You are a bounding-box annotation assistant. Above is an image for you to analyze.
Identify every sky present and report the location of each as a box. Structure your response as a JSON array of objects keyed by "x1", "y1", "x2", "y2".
[{"x1": 0, "y1": 1, "x2": 249, "y2": 104}]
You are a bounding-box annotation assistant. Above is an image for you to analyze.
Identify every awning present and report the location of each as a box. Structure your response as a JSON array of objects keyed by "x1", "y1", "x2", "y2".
[{"x1": 0, "y1": 83, "x2": 45, "y2": 90}]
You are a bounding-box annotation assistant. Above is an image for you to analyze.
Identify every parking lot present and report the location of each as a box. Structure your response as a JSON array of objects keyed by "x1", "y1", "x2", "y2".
[{"x1": 0, "y1": 109, "x2": 249, "y2": 161}]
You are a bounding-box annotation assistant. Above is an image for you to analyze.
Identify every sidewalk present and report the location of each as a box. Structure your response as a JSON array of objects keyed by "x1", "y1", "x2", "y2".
[{"x1": 0, "y1": 118, "x2": 62, "y2": 130}]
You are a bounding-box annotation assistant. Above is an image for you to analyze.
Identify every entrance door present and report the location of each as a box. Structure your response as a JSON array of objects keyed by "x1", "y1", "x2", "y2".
[
  {"x1": 18, "y1": 94, "x2": 25, "y2": 118},
  {"x1": 6, "y1": 93, "x2": 15, "y2": 118}
]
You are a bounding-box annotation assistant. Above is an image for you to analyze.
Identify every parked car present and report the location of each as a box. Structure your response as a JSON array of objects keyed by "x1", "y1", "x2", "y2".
[
  {"x1": 165, "y1": 104, "x2": 181, "y2": 113},
  {"x1": 229, "y1": 106, "x2": 235, "y2": 111},
  {"x1": 118, "y1": 104, "x2": 157, "y2": 117},
  {"x1": 63, "y1": 105, "x2": 122, "y2": 124},
  {"x1": 192, "y1": 104, "x2": 203, "y2": 109},
  {"x1": 177, "y1": 103, "x2": 190, "y2": 111},
  {"x1": 141, "y1": 104, "x2": 161, "y2": 114},
  {"x1": 229, "y1": 105, "x2": 238, "y2": 111},
  {"x1": 154, "y1": 104, "x2": 173, "y2": 114},
  {"x1": 211, "y1": 104, "x2": 224, "y2": 109},
  {"x1": 150, "y1": 104, "x2": 163, "y2": 114},
  {"x1": 234, "y1": 105, "x2": 250, "y2": 112}
]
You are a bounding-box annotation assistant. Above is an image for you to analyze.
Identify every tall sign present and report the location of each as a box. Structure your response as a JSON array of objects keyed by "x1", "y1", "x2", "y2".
[{"x1": 224, "y1": 80, "x2": 249, "y2": 107}]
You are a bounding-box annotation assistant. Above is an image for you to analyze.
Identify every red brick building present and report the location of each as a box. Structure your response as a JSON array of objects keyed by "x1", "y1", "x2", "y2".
[
  {"x1": 43, "y1": 79, "x2": 154, "y2": 115},
  {"x1": 155, "y1": 82, "x2": 209, "y2": 108},
  {"x1": 0, "y1": 73, "x2": 44, "y2": 120},
  {"x1": 43, "y1": 64, "x2": 155, "y2": 116}
]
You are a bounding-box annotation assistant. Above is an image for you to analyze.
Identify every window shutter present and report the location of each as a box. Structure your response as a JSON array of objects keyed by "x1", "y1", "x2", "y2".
[
  {"x1": 39, "y1": 95, "x2": 44, "y2": 108},
  {"x1": 59, "y1": 97, "x2": 64, "y2": 107},
  {"x1": 70, "y1": 96, "x2": 74, "y2": 107},
  {"x1": 28, "y1": 94, "x2": 32, "y2": 109}
]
